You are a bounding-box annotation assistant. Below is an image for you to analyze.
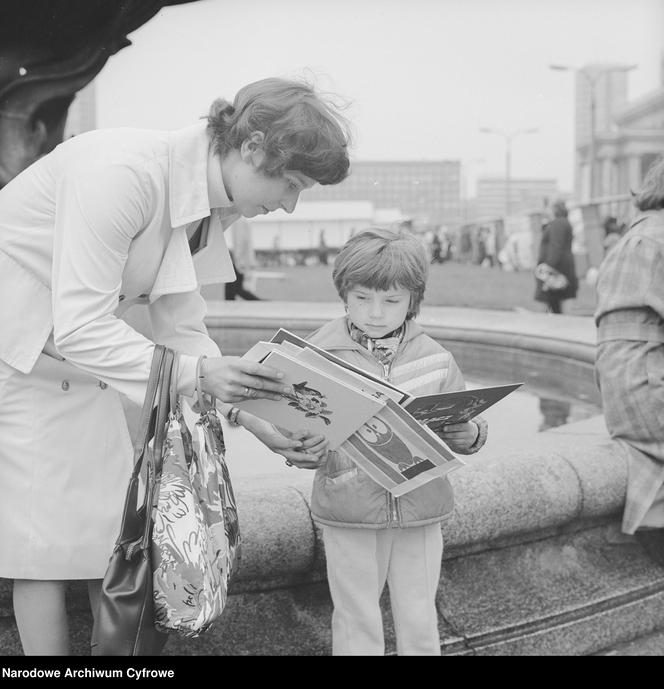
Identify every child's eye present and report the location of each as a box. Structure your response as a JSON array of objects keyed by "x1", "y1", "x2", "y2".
[{"x1": 288, "y1": 180, "x2": 299, "y2": 191}]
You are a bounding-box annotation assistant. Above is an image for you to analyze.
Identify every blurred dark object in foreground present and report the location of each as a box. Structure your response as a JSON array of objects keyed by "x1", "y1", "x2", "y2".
[{"x1": 0, "y1": 0, "x2": 200, "y2": 187}]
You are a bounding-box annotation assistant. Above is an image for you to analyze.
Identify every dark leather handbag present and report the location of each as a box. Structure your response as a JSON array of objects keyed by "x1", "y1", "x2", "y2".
[{"x1": 91, "y1": 345, "x2": 174, "y2": 656}]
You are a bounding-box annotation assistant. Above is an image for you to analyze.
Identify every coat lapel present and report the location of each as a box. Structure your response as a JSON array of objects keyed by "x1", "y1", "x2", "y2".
[{"x1": 148, "y1": 122, "x2": 237, "y2": 302}]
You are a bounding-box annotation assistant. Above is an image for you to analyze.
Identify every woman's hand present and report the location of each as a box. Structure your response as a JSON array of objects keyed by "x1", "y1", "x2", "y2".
[
  {"x1": 239, "y1": 411, "x2": 329, "y2": 469},
  {"x1": 200, "y1": 356, "x2": 290, "y2": 403},
  {"x1": 436, "y1": 421, "x2": 479, "y2": 452}
]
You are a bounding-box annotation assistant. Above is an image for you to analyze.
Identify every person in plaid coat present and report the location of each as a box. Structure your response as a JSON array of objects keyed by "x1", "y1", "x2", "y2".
[{"x1": 595, "y1": 158, "x2": 664, "y2": 546}]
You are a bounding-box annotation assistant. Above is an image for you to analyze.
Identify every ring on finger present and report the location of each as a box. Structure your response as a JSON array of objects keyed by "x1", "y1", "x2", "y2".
[
  {"x1": 243, "y1": 386, "x2": 251, "y2": 397},
  {"x1": 285, "y1": 460, "x2": 294, "y2": 467}
]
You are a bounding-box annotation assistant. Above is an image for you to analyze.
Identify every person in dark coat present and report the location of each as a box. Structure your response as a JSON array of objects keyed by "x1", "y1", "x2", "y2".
[{"x1": 534, "y1": 200, "x2": 578, "y2": 314}]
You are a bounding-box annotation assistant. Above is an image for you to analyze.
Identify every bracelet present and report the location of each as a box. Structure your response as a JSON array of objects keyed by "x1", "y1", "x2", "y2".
[{"x1": 226, "y1": 406, "x2": 241, "y2": 426}]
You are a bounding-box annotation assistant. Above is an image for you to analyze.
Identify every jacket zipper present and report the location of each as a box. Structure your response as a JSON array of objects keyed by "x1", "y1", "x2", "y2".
[
  {"x1": 378, "y1": 357, "x2": 400, "y2": 527},
  {"x1": 334, "y1": 342, "x2": 404, "y2": 527},
  {"x1": 385, "y1": 360, "x2": 401, "y2": 527}
]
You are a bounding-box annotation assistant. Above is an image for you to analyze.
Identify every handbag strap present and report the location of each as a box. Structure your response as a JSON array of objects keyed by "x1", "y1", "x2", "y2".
[
  {"x1": 149, "y1": 347, "x2": 175, "y2": 480},
  {"x1": 140, "y1": 347, "x2": 176, "y2": 549},
  {"x1": 130, "y1": 345, "x2": 166, "y2": 480},
  {"x1": 169, "y1": 351, "x2": 180, "y2": 413},
  {"x1": 195, "y1": 355, "x2": 216, "y2": 413},
  {"x1": 113, "y1": 345, "x2": 167, "y2": 548}
]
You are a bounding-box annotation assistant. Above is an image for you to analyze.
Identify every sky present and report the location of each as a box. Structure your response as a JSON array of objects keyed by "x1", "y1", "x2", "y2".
[{"x1": 94, "y1": 0, "x2": 664, "y2": 194}]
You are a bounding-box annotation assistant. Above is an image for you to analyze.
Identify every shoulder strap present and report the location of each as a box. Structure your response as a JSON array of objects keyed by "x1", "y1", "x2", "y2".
[{"x1": 131, "y1": 345, "x2": 166, "y2": 479}]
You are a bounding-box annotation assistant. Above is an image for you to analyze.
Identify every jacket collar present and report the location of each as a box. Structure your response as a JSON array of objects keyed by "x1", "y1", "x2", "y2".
[
  {"x1": 167, "y1": 119, "x2": 233, "y2": 226},
  {"x1": 312, "y1": 315, "x2": 423, "y2": 352},
  {"x1": 150, "y1": 122, "x2": 238, "y2": 301}
]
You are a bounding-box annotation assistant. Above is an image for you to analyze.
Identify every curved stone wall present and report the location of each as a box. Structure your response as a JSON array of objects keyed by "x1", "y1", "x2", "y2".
[{"x1": 2, "y1": 302, "x2": 662, "y2": 655}]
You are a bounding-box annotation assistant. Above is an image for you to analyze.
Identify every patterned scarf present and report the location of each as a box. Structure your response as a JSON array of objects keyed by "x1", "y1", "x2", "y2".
[{"x1": 348, "y1": 319, "x2": 405, "y2": 368}]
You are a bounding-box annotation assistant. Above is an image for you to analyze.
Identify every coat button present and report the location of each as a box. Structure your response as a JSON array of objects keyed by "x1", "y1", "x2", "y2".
[
  {"x1": 61, "y1": 380, "x2": 70, "y2": 391},
  {"x1": 99, "y1": 381, "x2": 108, "y2": 390}
]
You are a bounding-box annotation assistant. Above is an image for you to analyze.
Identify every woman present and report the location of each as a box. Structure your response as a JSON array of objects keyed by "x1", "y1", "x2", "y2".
[
  {"x1": 595, "y1": 158, "x2": 664, "y2": 548},
  {"x1": 0, "y1": 77, "x2": 350, "y2": 654},
  {"x1": 534, "y1": 200, "x2": 578, "y2": 314}
]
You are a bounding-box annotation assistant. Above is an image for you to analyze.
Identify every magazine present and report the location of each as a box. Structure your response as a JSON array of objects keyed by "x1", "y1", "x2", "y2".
[
  {"x1": 403, "y1": 383, "x2": 523, "y2": 429},
  {"x1": 341, "y1": 398, "x2": 465, "y2": 497},
  {"x1": 236, "y1": 349, "x2": 386, "y2": 449},
  {"x1": 270, "y1": 328, "x2": 410, "y2": 403},
  {"x1": 241, "y1": 329, "x2": 520, "y2": 496}
]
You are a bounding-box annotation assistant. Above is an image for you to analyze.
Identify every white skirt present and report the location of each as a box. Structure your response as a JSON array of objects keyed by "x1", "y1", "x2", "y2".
[{"x1": 0, "y1": 354, "x2": 133, "y2": 580}]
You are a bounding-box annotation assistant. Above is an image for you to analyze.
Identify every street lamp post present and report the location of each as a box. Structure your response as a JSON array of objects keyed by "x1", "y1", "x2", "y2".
[
  {"x1": 549, "y1": 63, "x2": 637, "y2": 201},
  {"x1": 479, "y1": 127, "x2": 538, "y2": 218}
]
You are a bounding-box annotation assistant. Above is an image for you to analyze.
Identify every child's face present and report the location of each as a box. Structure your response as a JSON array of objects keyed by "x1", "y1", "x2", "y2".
[
  {"x1": 346, "y1": 285, "x2": 411, "y2": 338},
  {"x1": 224, "y1": 138, "x2": 316, "y2": 218}
]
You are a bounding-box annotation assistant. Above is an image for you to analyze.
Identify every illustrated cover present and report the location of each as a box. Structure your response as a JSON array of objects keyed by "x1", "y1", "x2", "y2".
[
  {"x1": 403, "y1": 383, "x2": 523, "y2": 429},
  {"x1": 294, "y1": 346, "x2": 396, "y2": 401},
  {"x1": 242, "y1": 340, "x2": 301, "y2": 363},
  {"x1": 242, "y1": 341, "x2": 392, "y2": 402},
  {"x1": 341, "y1": 398, "x2": 465, "y2": 497},
  {"x1": 270, "y1": 328, "x2": 410, "y2": 403},
  {"x1": 236, "y1": 350, "x2": 386, "y2": 449}
]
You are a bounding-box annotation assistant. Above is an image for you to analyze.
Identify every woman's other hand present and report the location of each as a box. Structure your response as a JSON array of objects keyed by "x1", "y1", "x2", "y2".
[
  {"x1": 239, "y1": 412, "x2": 329, "y2": 469},
  {"x1": 201, "y1": 356, "x2": 290, "y2": 403}
]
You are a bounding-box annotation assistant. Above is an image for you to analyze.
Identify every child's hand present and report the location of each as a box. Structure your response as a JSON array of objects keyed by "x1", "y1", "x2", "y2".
[
  {"x1": 288, "y1": 429, "x2": 330, "y2": 461},
  {"x1": 436, "y1": 421, "x2": 479, "y2": 452}
]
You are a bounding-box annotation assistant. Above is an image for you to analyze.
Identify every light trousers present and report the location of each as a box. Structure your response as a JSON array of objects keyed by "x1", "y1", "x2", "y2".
[{"x1": 322, "y1": 523, "x2": 443, "y2": 656}]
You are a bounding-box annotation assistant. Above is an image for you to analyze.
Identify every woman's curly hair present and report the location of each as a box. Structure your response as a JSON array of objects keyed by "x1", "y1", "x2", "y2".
[{"x1": 207, "y1": 77, "x2": 351, "y2": 186}]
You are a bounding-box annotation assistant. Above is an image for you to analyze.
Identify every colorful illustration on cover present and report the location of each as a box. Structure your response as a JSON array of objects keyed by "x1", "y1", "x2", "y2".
[
  {"x1": 283, "y1": 381, "x2": 333, "y2": 425},
  {"x1": 410, "y1": 393, "x2": 488, "y2": 428},
  {"x1": 354, "y1": 417, "x2": 435, "y2": 479}
]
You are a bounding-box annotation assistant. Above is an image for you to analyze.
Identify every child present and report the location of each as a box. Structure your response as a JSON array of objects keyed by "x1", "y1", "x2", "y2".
[{"x1": 307, "y1": 227, "x2": 487, "y2": 656}]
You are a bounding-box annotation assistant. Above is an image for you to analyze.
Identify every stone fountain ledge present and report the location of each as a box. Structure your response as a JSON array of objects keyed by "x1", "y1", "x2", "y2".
[
  {"x1": 197, "y1": 303, "x2": 663, "y2": 656},
  {"x1": 2, "y1": 303, "x2": 663, "y2": 656}
]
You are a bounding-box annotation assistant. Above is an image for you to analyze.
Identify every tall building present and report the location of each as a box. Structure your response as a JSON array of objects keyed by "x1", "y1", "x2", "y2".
[
  {"x1": 575, "y1": 64, "x2": 630, "y2": 146},
  {"x1": 577, "y1": 54, "x2": 664, "y2": 201},
  {"x1": 474, "y1": 177, "x2": 559, "y2": 221},
  {"x1": 64, "y1": 81, "x2": 97, "y2": 138},
  {"x1": 573, "y1": 64, "x2": 630, "y2": 199},
  {"x1": 302, "y1": 160, "x2": 461, "y2": 228}
]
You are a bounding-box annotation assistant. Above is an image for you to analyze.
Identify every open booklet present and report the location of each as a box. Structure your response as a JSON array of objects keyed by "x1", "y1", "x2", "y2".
[
  {"x1": 269, "y1": 329, "x2": 522, "y2": 427},
  {"x1": 403, "y1": 383, "x2": 523, "y2": 429},
  {"x1": 237, "y1": 329, "x2": 521, "y2": 496}
]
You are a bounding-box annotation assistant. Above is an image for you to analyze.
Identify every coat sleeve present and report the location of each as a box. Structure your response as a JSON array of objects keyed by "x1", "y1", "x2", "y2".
[
  {"x1": 443, "y1": 354, "x2": 466, "y2": 393},
  {"x1": 51, "y1": 161, "x2": 201, "y2": 406},
  {"x1": 147, "y1": 290, "x2": 222, "y2": 399}
]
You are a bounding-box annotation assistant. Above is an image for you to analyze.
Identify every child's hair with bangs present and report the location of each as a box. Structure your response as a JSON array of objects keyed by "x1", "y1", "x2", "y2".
[
  {"x1": 207, "y1": 77, "x2": 351, "y2": 186},
  {"x1": 333, "y1": 227, "x2": 429, "y2": 319}
]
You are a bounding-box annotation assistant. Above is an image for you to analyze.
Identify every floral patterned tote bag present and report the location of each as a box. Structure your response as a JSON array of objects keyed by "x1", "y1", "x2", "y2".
[{"x1": 151, "y1": 354, "x2": 241, "y2": 637}]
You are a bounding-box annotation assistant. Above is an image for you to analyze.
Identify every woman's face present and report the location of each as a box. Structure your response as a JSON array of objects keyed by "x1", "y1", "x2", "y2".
[{"x1": 222, "y1": 138, "x2": 316, "y2": 218}]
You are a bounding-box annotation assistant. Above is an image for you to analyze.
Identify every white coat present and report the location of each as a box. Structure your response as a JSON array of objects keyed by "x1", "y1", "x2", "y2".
[{"x1": 0, "y1": 121, "x2": 239, "y2": 578}]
